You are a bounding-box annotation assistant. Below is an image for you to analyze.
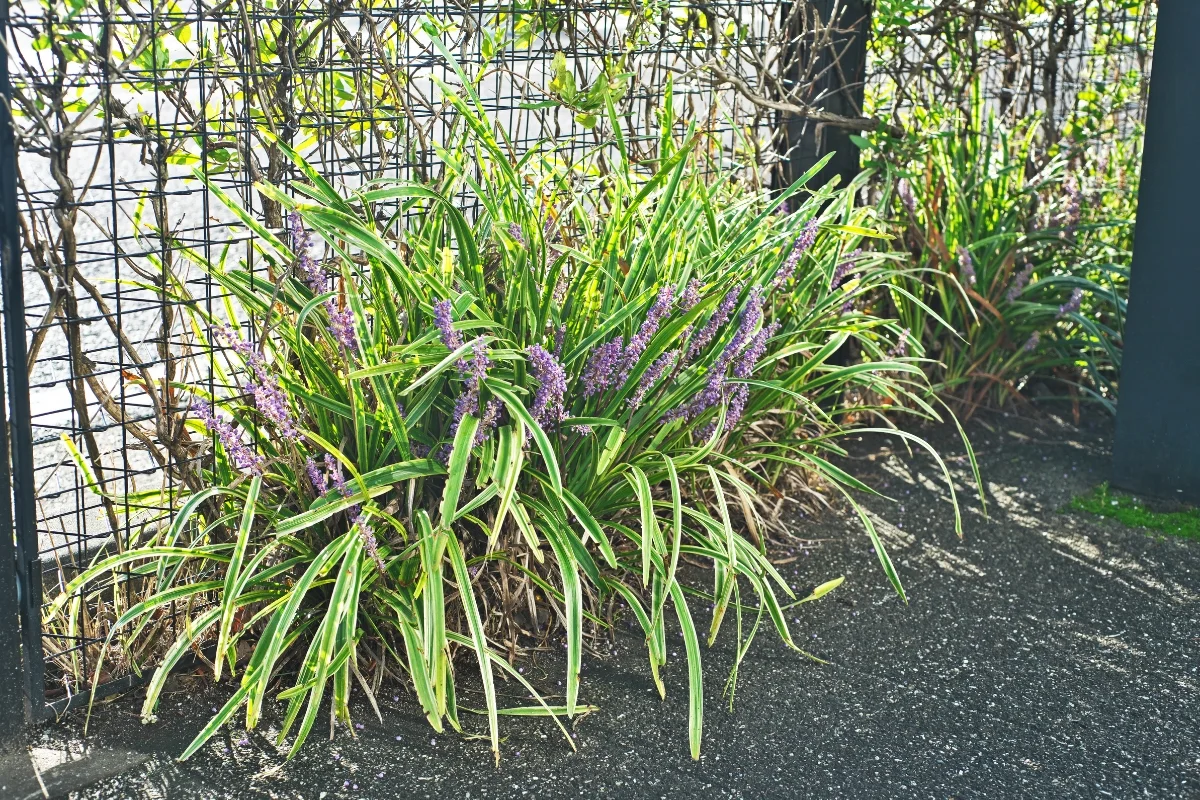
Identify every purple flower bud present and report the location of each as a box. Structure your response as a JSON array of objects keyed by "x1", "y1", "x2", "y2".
[
  {"x1": 191, "y1": 400, "x2": 264, "y2": 474},
  {"x1": 897, "y1": 178, "x2": 916, "y2": 215},
  {"x1": 1057, "y1": 287, "x2": 1083, "y2": 319},
  {"x1": 527, "y1": 345, "x2": 567, "y2": 428},
  {"x1": 774, "y1": 219, "x2": 818, "y2": 289},
  {"x1": 476, "y1": 399, "x2": 502, "y2": 447},
  {"x1": 733, "y1": 321, "x2": 778, "y2": 379},
  {"x1": 582, "y1": 340, "x2": 623, "y2": 398},
  {"x1": 553, "y1": 325, "x2": 566, "y2": 358},
  {"x1": 957, "y1": 246, "x2": 976, "y2": 286},
  {"x1": 290, "y1": 212, "x2": 326, "y2": 293},
  {"x1": 668, "y1": 289, "x2": 767, "y2": 424},
  {"x1": 433, "y1": 300, "x2": 463, "y2": 351},
  {"x1": 1007, "y1": 262, "x2": 1034, "y2": 302},
  {"x1": 831, "y1": 249, "x2": 862, "y2": 290},
  {"x1": 1023, "y1": 331, "x2": 1041, "y2": 352},
  {"x1": 355, "y1": 512, "x2": 386, "y2": 573},
  {"x1": 680, "y1": 279, "x2": 703, "y2": 311},
  {"x1": 725, "y1": 383, "x2": 751, "y2": 429},
  {"x1": 213, "y1": 327, "x2": 300, "y2": 440},
  {"x1": 687, "y1": 283, "x2": 742, "y2": 361},
  {"x1": 618, "y1": 285, "x2": 675, "y2": 385},
  {"x1": 507, "y1": 222, "x2": 526, "y2": 247},
  {"x1": 1063, "y1": 175, "x2": 1082, "y2": 234},
  {"x1": 326, "y1": 302, "x2": 357, "y2": 352},
  {"x1": 305, "y1": 456, "x2": 327, "y2": 495},
  {"x1": 451, "y1": 339, "x2": 494, "y2": 444},
  {"x1": 888, "y1": 328, "x2": 910, "y2": 358},
  {"x1": 327, "y1": 453, "x2": 348, "y2": 498},
  {"x1": 629, "y1": 349, "x2": 679, "y2": 409}
]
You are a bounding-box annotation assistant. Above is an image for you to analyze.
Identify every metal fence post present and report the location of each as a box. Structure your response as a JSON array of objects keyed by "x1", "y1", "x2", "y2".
[
  {"x1": 0, "y1": 0, "x2": 46, "y2": 727},
  {"x1": 0, "y1": 329, "x2": 23, "y2": 741},
  {"x1": 1112, "y1": 2, "x2": 1200, "y2": 502}
]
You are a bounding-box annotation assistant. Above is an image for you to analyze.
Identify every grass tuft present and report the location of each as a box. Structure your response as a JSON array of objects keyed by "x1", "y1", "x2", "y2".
[{"x1": 1071, "y1": 483, "x2": 1200, "y2": 541}]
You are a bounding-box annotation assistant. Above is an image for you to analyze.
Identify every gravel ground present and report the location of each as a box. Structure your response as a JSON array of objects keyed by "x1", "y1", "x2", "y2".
[{"x1": 3, "y1": 410, "x2": 1197, "y2": 799}]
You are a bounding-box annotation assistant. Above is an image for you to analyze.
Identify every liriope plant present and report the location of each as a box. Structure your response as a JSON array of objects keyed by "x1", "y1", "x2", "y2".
[
  {"x1": 869, "y1": 102, "x2": 1127, "y2": 415},
  {"x1": 49, "y1": 57, "x2": 971, "y2": 763}
]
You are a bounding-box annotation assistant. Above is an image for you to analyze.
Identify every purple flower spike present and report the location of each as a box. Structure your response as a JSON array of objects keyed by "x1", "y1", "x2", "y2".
[
  {"x1": 356, "y1": 512, "x2": 386, "y2": 573},
  {"x1": 629, "y1": 349, "x2": 679, "y2": 409},
  {"x1": 725, "y1": 383, "x2": 751, "y2": 429},
  {"x1": 774, "y1": 219, "x2": 819, "y2": 289},
  {"x1": 957, "y1": 246, "x2": 977, "y2": 286},
  {"x1": 831, "y1": 249, "x2": 863, "y2": 290},
  {"x1": 1064, "y1": 175, "x2": 1082, "y2": 234},
  {"x1": 668, "y1": 289, "x2": 767, "y2": 425},
  {"x1": 451, "y1": 338, "x2": 494, "y2": 443},
  {"x1": 528, "y1": 345, "x2": 567, "y2": 429},
  {"x1": 687, "y1": 283, "x2": 742, "y2": 361},
  {"x1": 1057, "y1": 288, "x2": 1083, "y2": 319},
  {"x1": 734, "y1": 321, "x2": 778, "y2": 379},
  {"x1": 290, "y1": 213, "x2": 326, "y2": 293},
  {"x1": 1007, "y1": 262, "x2": 1034, "y2": 302},
  {"x1": 214, "y1": 327, "x2": 300, "y2": 440},
  {"x1": 888, "y1": 328, "x2": 910, "y2": 358},
  {"x1": 327, "y1": 303, "x2": 357, "y2": 352},
  {"x1": 327, "y1": 453, "x2": 348, "y2": 498},
  {"x1": 1024, "y1": 331, "x2": 1041, "y2": 352},
  {"x1": 582, "y1": 340, "x2": 623, "y2": 398},
  {"x1": 553, "y1": 325, "x2": 566, "y2": 358},
  {"x1": 191, "y1": 400, "x2": 264, "y2": 475},
  {"x1": 897, "y1": 179, "x2": 916, "y2": 215},
  {"x1": 305, "y1": 456, "x2": 327, "y2": 495},
  {"x1": 618, "y1": 285, "x2": 675, "y2": 385},
  {"x1": 433, "y1": 299, "x2": 463, "y2": 351},
  {"x1": 476, "y1": 399, "x2": 502, "y2": 446},
  {"x1": 507, "y1": 222, "x2": 526, "y2": 247},
  {"x1": 680, "y1": 279, "x2": 703, "y2": 311}
]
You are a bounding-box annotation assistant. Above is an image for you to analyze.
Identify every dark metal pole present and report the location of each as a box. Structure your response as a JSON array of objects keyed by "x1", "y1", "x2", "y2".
[
  {"x1": 0, "y1": 0, "x2": 47, "y2": 725},
  {"x1": 0, "y1": 295, "x2": 23, "y2": 744},
  {"x1": 1112, "y1": 3, "x2": 1200, "y2": 502},
  {"x1": 778, "y1": 0, "x2": 872, "y2": 192}
]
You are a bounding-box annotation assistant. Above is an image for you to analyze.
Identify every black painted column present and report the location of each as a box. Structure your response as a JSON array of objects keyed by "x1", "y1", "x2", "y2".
[
  {"x1": 0, "y1": 0, "x2": 40, "y2": 733},
  {"x1": 1112, "y1": 3, "x2": 1200, "y2": 502}
]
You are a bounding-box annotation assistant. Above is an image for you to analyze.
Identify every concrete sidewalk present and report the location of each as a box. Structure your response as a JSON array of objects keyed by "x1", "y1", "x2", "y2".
[{"x1": 3, "y1": 412, "x2": 1197, "y2": 799}]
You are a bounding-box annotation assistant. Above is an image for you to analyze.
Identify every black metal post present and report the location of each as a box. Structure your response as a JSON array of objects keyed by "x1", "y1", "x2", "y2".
[
  {"x1": 778, "y1": 0, "x2": 872, "y2": 192},
  {"x1": 0, "y1": 313, "x2": 23, "y2": 743},
  {"x1": 0, "y1": 0, "x2": 47, "y2": 725},
  {"x1": 1112, "y1": 3, "x2": 1200, "y2": 502}
]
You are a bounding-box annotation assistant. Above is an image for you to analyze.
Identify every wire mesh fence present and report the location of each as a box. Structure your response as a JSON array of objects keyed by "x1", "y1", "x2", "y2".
[
  {"x1": 867, "y1": 2, "x2": 1155, "y2": 152},
  {"x1": 1, "y1": 0, "x2": 786, "y2": 718},
  {"x1": 0, "y1": 0, "x2": 1153, "y2": 720}
]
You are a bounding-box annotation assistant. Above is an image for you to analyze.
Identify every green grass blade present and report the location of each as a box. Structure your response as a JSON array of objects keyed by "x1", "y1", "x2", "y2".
[
  {"x1": 669, "y1": 580, "x2": 704, "y2": 760},
  {"x1": 445, "y1": 535, "x2": 500, "y2": 763}
]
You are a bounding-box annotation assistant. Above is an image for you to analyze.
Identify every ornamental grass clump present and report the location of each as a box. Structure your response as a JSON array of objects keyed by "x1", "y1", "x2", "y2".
[
  {"x1": 50, "y1": 69, "x2": 969, "y2": 763},
  {"x1": 870, "y1": 108, "x2": 1128, "y2": 415}
]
